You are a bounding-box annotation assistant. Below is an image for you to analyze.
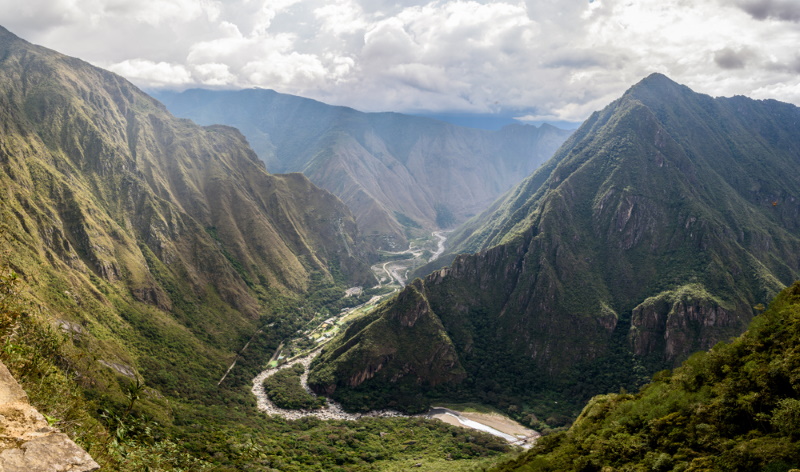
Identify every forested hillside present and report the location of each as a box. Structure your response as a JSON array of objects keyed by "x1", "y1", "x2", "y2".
[
  {"x1": 310, "y1": 74, "x2": 800, "y2": 428},
  {"x1": 494, "y1": 281, "x2": 800, "y2": 471}
]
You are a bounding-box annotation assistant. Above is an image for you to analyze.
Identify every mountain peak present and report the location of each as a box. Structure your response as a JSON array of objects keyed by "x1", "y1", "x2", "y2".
[
  {"x1": 0, "y1": 24, "x2": 21, "y2": 42},
  {"x1": 622, "y1": 72, "x2": 694, "y2": 106},
  {"x1": 628, "y1": 72, "x2": 683, "y2": 94}
]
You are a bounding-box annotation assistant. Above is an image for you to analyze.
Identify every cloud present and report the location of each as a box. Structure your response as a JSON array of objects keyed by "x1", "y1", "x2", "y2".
[
  {"x1": 1, "y1": 0, "x2": 799, "y2": 122},
  {"x1": 192, "y1": 62, "x2": 236, "y2": 86},
  {"x1": 714, "y1": 47, "x2": 754, "y2": 69},
  {"x1": 106, "y1": 59, "x2": 192, "y2": 87},
  {"x1": 314, "y1": 0, "x2": 367, "y2": 36},
  {"x1": 735, "y1": 0, "x2": 800, "y2": 22}
]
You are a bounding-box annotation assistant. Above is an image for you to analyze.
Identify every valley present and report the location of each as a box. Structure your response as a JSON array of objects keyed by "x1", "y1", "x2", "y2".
[
  {"x1": 307, "y1": 73, "x2": 800, "y2": 438},
  {"x1": 0, "y1": 16, "x2": 799, "y2": 472},
  {"x1": 372, "y1": 231, "x2": 449, "y2": 287},
  {"x1": 156, "y1": 89, "x2": 573, "y2": 250},
  {"x1": 249, "y1": 230, "x2": 537, "y2": 445}
]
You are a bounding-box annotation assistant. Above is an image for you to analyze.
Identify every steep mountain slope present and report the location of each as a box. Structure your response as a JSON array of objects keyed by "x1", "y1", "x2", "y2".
[
  {"x1": 309, "y1": 74, "x2": 800, "y2": 421},
  {"x1": 494, "y1": 281, "x2": 800, "y2": 472},
  {"x1": 0, "y1": 24, "x2": 368, "y2": 418},
  {"x1": 155, "y1": 88, "x2": 573, "y2": 249}
]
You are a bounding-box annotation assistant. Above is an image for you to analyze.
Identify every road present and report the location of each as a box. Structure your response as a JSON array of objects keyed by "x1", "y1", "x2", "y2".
[{"x1": 373, "y1": 231, "x2": 448, "y2": 287}]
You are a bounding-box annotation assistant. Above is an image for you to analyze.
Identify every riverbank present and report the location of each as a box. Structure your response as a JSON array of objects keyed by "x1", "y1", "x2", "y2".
[
  {"x1": 426, "y1": 408, "x2": 539, "y2": 448},
  {"x1": 251, "y1": 352, "x2": 538, "y2": 446}
]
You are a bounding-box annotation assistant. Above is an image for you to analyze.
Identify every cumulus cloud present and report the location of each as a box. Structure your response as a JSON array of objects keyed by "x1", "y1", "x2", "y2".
[
  {"x1": 1, "y1": 0, "x2": 799, "y2": 122},
  {"x1": 107, "y1": 59, "x2": 192, "y2": 87}
]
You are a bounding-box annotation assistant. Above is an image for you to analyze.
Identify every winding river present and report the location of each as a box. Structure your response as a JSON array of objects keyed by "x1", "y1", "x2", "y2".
[{"x1": 250, "y1": 230, "x2": 538, "y2": 446}]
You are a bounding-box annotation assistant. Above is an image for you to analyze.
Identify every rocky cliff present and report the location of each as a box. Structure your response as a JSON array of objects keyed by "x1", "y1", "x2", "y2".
[
  {"x1": 492, "y1": 282, "x2": 800, "y2": 471},
  {"x1": 0, "y1": 360, "x2": 98, "y2": 472}
]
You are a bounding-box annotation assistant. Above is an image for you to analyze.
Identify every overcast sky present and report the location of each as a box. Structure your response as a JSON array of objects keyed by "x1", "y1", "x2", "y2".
[{"x1": 2, "y1": 0, "x2": 799, "y2": 122}]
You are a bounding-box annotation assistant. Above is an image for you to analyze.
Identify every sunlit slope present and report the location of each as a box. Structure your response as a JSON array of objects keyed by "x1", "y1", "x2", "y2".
[{"x1": 0, "y1": 25, "x2": 368, "y2": 410}]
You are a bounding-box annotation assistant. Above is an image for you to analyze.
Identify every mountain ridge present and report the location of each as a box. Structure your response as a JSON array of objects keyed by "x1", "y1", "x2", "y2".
[
  {"x1": 309, "y1": 73, "x2": 800, "y2": 424},
  {"x1": 155, "y1": 87, "x2": 573, "y2": 249},
  {"x1": 0, "y1": 23, "x2": 370, "y2": 425}
]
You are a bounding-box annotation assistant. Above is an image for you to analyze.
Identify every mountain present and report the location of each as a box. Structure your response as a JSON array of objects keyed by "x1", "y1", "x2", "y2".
[
  {"x1": 493, "y1": 281, "x2": 800, "y2": 471},
  {"x1": 154, "y1": 88, "x2": 573, "y2": 250},
  {"x1": 0, "y1": 23, "x2": 369, "y2": 430},
  {"x1": 308, "y1": 74, "x2": 800, "y2": 423}
]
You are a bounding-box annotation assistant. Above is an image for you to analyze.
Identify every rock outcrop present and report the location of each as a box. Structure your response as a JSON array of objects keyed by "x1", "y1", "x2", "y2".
[
  {"x1": 0, "y1": 361, "x2": 99, "y2": 472},
  {"x1": 629, "y1": 285, "x2": 739, "y2": 360}
]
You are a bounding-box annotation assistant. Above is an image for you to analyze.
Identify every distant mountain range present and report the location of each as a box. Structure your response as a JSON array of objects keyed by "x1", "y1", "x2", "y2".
[
  {"x1": 154, "y1": 89, "x2": 573, "y2": 250},
  {"x1": 309, "y1": 74, "x2": 800, "y2": 423}
]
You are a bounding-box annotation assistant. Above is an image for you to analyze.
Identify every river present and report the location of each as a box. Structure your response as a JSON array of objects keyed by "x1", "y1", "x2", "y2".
[{"x1": 250, "y1": 230, "x2": 538, "y2": 446}]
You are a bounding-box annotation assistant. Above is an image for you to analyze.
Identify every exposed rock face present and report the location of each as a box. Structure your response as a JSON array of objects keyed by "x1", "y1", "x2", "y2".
[
  {"x1": 629, "y1": 287, "x2": 739, "y2": 360},
  {"x1": 0, "y1": 361, "x2": 98, "y2": 472}
]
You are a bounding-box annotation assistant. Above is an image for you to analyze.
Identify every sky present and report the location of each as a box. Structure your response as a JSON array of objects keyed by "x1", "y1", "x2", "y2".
[{"x1": 1, "y1": 0, "x2": 799, "y2": 123}]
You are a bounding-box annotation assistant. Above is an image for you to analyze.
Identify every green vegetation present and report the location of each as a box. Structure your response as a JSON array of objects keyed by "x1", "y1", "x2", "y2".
[
  {"x1": 394, "y1": 211, "x2": 422, "y2": 229},
  {"x1": 263, "y1": 364, "x2": 325, "y2": 410},
  {"x1": 4, "y1": 26, "x2": 800, "y2": 472},
  {"x1": 1, "y1": 258, "x2": 512, "y2": 471},
  {"x1": 311, "y1": 73, "x2": 800, "y2": 429},
  {"x1": 0, "y1": 26, "x2": 519, "y2": 472},
  {"x1": 493, "y1": 281, "x2": 800, "y2": 471},
  {"x1": 0, "y1": 262, "x2": 209, "y2": 470},
  {"x1": 178, "y1": 416, "x2": 512, "y2": 471}
]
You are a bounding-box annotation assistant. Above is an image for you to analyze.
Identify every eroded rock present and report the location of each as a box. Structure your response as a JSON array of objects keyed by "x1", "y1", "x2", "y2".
[{"x1": 0, "y1": 361, "x2": 99, "y2": 472}]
